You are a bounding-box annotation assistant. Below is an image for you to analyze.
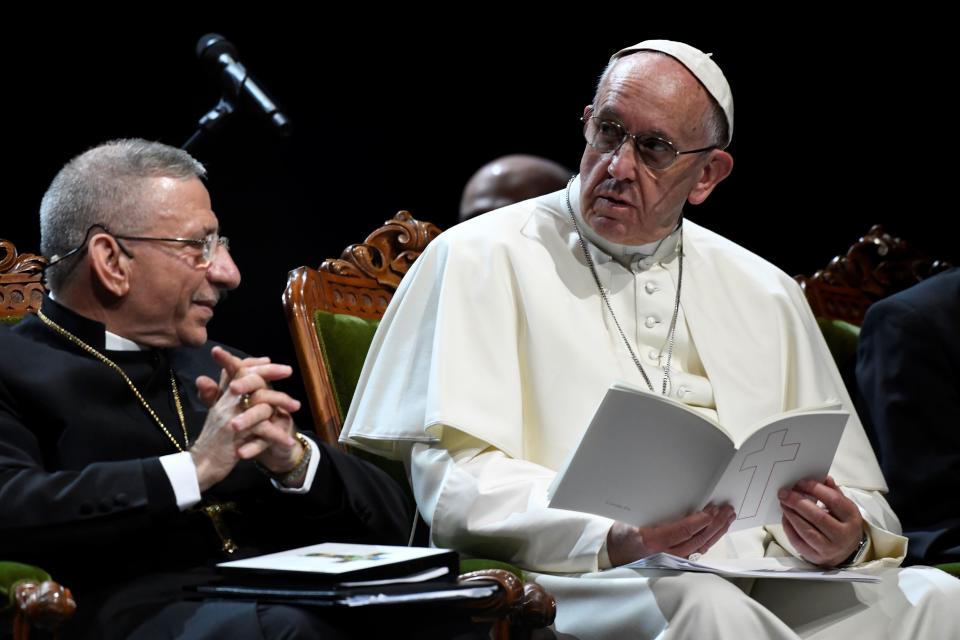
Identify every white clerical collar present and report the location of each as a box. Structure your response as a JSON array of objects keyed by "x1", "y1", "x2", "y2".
[
  {"x1": 567, "y1": 174, "x2": 682, "y2": 269},
  {"x1": 104, "y1": 331, "x2": 144, "y2": 352},
  {"x1": 48, "y1": 289, "x2": 145, "y2": 351}
]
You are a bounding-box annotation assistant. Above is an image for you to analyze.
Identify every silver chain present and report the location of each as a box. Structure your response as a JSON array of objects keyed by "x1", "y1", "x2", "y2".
[{"x1": 564, "y1": 177, "x2": 683, "y2": 395}]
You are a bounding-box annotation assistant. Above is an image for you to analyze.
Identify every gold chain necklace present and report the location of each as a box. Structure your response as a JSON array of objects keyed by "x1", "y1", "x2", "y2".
[{"x1": 36, "y1": 309, "x2": 190, "y2": 451}]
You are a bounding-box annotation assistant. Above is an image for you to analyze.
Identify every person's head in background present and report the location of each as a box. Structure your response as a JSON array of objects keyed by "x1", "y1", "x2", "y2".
[{"x1": 459, "y1": 154, "x2": 572, "y2": 222}]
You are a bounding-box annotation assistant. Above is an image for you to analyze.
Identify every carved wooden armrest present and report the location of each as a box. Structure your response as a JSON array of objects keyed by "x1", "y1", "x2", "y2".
[
  {"x1": 12, "y1": 580, "x2": 76, "y2": 640},
  {"x1": 459, "y1": 569, "x2": 556, "y2": 640}
]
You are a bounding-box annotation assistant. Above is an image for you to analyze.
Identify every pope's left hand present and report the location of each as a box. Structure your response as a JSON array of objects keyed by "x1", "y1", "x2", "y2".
[{"x1": 778, "y1": 475, "x2": 864, "y2": 567}]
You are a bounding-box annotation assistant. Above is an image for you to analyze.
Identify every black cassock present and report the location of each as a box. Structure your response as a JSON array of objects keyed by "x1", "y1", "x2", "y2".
[{"x1": 0, "y1": 297, "x2": 425, "y2": 639}]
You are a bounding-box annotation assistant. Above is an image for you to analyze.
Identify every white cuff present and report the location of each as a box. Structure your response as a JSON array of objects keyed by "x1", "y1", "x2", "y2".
[
  {"x1": 271, "y1": 435, "x2": 321, "y2": 493},
  {"x1": 598, "y1": 532, "x2": 613, "y2": 569},
  {"x1": 159, "y1": 451, "x2": 202, "y2": 511}
]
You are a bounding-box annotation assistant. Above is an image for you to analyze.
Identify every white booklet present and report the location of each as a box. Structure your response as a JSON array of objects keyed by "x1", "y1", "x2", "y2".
[
  {"x1": 217, "y1": 542, "x2": 458, "y2": 584},
  {"x1": 548, "y1": 382, "x2": 847, "y2": 531},
  {"x1": 626, "y1": 553, "x2": 879, "y2": 583}
]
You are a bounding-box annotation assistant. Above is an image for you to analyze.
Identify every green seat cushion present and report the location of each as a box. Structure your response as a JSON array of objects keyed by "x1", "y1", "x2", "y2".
[
  {"x1": 0, "y1": 315, "x2": 23, "y2": 325},
  {"x1": 313, "y1": 310, "x2": 380, "y2": 421},
  {"x1": 312, "y1": 310, "x2": 409, "y2": 497},
  {"x1": 935, "y1": 562, "x2": 960, "y2": 577}
]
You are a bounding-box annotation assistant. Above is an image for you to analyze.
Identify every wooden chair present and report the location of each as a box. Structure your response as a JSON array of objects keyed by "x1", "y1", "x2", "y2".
[
  {"x1": 283, "y1": 211, "x2": 440, "y2": 447},
  {"x1": 1, "y1": 241, "x2": 76, "y2": 639},
  {"x1": 795, "y1": 224, "x2": 952, "y2": 326},
  {"x1": 283, "y1": 211, "x2": 556, "y2": 639},
  {"x1": 0, "y1": 239, "x2": 47, "y2": 323},
  {"x1": 794, "y1": 224, "x2": 953, "y2": 389}
]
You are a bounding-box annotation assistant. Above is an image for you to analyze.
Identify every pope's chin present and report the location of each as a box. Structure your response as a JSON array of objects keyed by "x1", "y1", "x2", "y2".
[{"x1": 584, "y1": 210, "x2": 631, "y2": 243}]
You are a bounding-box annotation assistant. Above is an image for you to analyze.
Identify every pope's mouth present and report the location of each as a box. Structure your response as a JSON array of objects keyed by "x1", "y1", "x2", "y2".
[
  {"x1": 597, "y1": 194, "x2": 633, "y2": 209},
  {"x1": 590, "y1": 196, "x2": 636, "y2": 221}
]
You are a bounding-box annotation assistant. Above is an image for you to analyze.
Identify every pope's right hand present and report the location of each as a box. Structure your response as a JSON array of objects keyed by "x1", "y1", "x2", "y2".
[{"x1": 606, "y1": 504, "x2": 736, "y2": 567}]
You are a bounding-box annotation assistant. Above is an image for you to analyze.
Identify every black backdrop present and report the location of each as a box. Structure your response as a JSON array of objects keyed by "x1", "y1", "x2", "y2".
[{"x1": 7, "y1": 17, "x2": 955, "y2": 406}]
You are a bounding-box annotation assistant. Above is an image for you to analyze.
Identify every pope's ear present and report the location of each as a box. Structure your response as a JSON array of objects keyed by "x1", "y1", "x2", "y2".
[{"x1": 688, "y1": 150, "x2": 733, "y2": 206}]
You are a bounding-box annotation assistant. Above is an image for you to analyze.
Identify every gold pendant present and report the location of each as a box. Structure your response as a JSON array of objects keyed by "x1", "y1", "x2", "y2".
[{"x1": 199, "y1": 501, "x2": 239, "y2": 554}]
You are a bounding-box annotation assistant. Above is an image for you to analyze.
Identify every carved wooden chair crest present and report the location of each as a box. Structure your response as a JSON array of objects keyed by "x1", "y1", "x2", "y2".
[
  {"x1": 0, "y1": 239, "x2": 47, "y2": 321},
  {"x1": 795, "y1": 224, "x2": 952, "y2": 326}
]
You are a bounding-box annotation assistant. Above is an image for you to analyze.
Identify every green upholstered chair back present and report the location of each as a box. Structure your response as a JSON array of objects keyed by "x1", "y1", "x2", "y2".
[
  {"x1": 816, "y1": 317, "x2": 860, "y2": 371},
  {"x1": 1, "y1": 239, "x2": 47, "y2": 322},
  {"x1": 311, "y1": 311, "x2": 381, "y2": 423}
]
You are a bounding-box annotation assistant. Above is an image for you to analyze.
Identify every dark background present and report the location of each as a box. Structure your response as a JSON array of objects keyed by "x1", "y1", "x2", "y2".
[{"x1": 7, "y1": 17, "x2": 954, "y2": 407}]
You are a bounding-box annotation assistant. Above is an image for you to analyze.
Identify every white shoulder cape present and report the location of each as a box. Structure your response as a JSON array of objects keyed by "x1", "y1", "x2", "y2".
[{"x1": 341, "y1": 177, "x2": 885, "y2": 492}]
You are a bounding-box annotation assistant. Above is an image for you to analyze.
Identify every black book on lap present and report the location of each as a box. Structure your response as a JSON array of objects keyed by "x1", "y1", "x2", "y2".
[
  {"x1": 191, "y1": 579, "x2": 503, "y2": 609},
  {"x1": 191, "y1": 543, "x2": 504, "y2": 610}
]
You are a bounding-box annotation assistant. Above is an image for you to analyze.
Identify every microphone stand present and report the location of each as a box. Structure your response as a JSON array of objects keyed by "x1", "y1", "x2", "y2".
[
  {"x1": 183, "y1": 98, "x2": 236, "y2": 153},
  {"x1": 183, "y1": 35, "x2": 291, "y2": 153}
]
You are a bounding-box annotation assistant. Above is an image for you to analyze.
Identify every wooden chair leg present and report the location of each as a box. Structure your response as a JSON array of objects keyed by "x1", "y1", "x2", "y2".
[
  {"x1": 12, "y1": 580, "x2": 76, "y2": 640},
  {"x1": 458, "y1": 569, "x2": 556, "y2": 640}
]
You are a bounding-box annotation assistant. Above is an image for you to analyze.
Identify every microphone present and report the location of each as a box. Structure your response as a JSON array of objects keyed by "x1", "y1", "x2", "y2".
[{"x1": 195, "y1": 33, "x2": 291, "y2": 135}]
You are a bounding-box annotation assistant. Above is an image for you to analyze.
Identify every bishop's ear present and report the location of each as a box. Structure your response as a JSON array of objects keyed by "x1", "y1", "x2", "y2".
[{"x1": 87, "y1": 233, "x2": 133, "y2": 297}]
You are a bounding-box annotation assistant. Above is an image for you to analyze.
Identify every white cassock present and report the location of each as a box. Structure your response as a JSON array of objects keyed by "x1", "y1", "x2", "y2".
[{"x1": 341, "y1": 176, "x2": 960, "y2": 638}]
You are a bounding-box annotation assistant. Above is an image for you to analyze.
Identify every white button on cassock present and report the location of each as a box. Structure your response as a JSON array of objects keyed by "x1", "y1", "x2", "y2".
[
  {"x1": 644, "y1": 316, "x2": 658, "y2": 329},
  {"x1": 644, "y1": 281, "x2": 657, "y2": 294}
]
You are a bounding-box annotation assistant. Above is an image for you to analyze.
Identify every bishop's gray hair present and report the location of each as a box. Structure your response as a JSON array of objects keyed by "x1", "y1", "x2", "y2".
[{"x1": 40, "y1": 138, "x2": 206, "y2": 292}]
